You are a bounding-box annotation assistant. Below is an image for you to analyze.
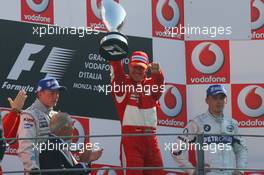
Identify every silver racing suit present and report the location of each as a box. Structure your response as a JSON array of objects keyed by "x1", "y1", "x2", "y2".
[
  {"x1": 17, "y1": 99, "x2": 57, "y2": 173},
  {"x1": 172, "y1": 111, "x2": 248, "y2": 175}
]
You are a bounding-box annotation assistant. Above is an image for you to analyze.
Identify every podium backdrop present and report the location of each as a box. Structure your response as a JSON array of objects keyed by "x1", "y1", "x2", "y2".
[{"x1": 0, "y1": 0, "x2": 264, "y2": 174}]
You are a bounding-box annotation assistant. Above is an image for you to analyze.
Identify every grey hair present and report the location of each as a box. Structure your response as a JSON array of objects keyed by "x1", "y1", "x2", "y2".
[{"x1": 50, "y1": 112, "x2": 73, "y2": 133}]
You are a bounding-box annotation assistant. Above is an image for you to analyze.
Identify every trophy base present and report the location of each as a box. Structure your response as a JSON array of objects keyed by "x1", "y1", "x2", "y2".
[{"x1": 99, "y1": 32, "x2": 128, "y2": 61}]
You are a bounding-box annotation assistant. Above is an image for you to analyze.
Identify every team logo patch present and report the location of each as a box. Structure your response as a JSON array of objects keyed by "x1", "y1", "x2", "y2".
[
  {"x1": 204, "y1": 124, "x2": 211, "y2": 132},
  {"x1": 24, "y1": 123, "x2": 33, "y2": 128},
  {"x1": 183, "y1": 128, "x2": 188, "y2": 134},
  {"x1": 39, "y1": 121, "x2": 48, "y2": 128},
  {"x1": 204, "y1": 135, "x2": 234, "y2": 144},
  {"x1": 24, "y1": 117, "x2": 34, "y2": 123},
  {"x1": 226, "y1": 125, "x2": 235, "y2": 132}
]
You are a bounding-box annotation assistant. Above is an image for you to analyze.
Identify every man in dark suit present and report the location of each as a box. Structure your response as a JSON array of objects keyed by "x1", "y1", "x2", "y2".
[{"x1": 39, "y1": 112, "x2": 103, "y2": 175}]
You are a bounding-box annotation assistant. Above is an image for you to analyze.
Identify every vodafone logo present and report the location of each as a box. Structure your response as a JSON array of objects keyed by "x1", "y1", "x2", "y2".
[
  {"x1": 88, "y1": 0, "x2": 119, "y2": 30},
  {"x1": 156, "y1": 0, "x2": 180, "y2": 28},
  {"x1": 91, "y1": 0, "x2": 119, "y2": 20},
  {"x1": 159, "y1": 85, "x2": 182, "y2": 117},
  {"x1": 238, "y1": 85, "x2": 264, "y2": 117},
  {"x1": 186, "y1": 40, "x2": 229, "y2": 84},
  {"x1": 91, "y1": 0, "x2": 101, "y2": 20},
  {"x1": 252, "y1": 0, "x2": 264, "y2": 30},
  {"x1": 26, "y1": 0, "x2": 50, "y2": 13},
  {"x1": 192, "y1": 42, "x2": 224, "y2": 74},
  {"x1": 96, "y1": 167, "x2": 117, "y2": 175},
  {"x1": 22, "y1": 0, "x2": 54, "y2": 24},
  {"x1": 72, "y1": 119, "x2": 85, "y2": 146},
  {"x1": 158, "y1": 84, "x2": 186, "y2": 128}
]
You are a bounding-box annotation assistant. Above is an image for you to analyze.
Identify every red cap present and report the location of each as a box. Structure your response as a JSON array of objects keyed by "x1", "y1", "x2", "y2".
[{"x1": 129, "y1": 51, "x2": 149, "y2": 69}]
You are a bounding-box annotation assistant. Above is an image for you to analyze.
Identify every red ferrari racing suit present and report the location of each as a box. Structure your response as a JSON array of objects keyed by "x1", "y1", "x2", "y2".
[
  {"x1": 110, "y1": 61, "x2": 165, "y2": 175},
  {"x1": 0, "y1": 110, "x2": 20, "y2": 174},
  {"x1": 3, "y1": 110, "x2": 20, "y2": 143}
]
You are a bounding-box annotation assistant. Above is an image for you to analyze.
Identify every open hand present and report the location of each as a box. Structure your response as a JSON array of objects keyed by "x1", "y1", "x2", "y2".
[
  {"x1": 89, "y1": 148, "x2": 103, "y2": 162},
  {"x1": 8, "y1": 90, "x2": 27, "y2": 111}
]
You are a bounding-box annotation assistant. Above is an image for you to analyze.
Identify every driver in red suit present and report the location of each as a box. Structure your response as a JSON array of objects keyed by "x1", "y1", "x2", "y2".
[
  {"x1": 0, "y1": 90, "x2": 27, "y2": 174},
  {"x1": 110, "y1": 51, "x2": 165, "y2": 175},
  {"x1": 3, "y1": 90, "x2": 27, "y2": 143}
]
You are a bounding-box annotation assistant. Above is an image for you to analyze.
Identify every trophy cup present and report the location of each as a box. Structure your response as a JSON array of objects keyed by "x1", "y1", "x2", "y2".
[{"x1": 99, "y1": 0, "x2": 128, "y2": 61}]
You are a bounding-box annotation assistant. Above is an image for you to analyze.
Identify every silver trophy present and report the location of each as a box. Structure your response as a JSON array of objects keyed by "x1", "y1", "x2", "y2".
[{"x1": 99, "y1": 0, "x2": 128, "y2": 61}]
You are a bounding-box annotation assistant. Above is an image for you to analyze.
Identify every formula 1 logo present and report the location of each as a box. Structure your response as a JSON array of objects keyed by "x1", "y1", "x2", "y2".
[
  {"x1": 232, "y1": 84, "x2": 264, "y2": 128},
  {"x1": 1, "y1": 43, "x2": 74, "y2": 93},
  {"x1": 251, "y1": 0, "x2": 264, "y2": 39},
  {"x1": 87, "y1": 0, "x2": 119, "y2": 31},
  {"x1": 21, "y1": 0, "x2": 54, "y2": 24},
  {"x1": 91, "y1": 164, "x2": 123, "y2": 175},
  {"x1": 152, "y1": 0, "x2": 184, "y2": 40},
  {"x1": 157, "y1": 83, "x2": 187, "y2": 128},
  {"x1": 186, "y1": 40, "x2": 230, "y2": 84},
  {"x1": 7, "y1": 43, "x2": 75, "y2": 81}
]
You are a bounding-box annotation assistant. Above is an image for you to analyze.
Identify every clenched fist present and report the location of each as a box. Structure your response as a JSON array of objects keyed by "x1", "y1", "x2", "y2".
[{"x1": 149, "y1": 62, "x2": 160, "y2": 74}]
